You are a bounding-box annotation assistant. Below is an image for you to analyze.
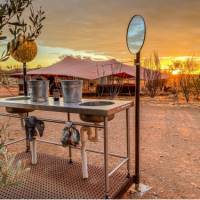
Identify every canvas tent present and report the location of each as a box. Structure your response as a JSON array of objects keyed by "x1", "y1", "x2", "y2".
[
  {"x1": 12, "y1": 56, "x2": 168, "y2": 96},
  {"x1": 12, "y1": 56, "x2": 145, "y2": 80}
]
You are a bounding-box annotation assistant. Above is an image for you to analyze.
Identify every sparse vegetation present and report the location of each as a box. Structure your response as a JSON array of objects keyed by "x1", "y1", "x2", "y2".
[
  {"x1": 0, "y1": 122, "x2": 30, "y2": 187},
  {"x1": 171, "y1": 58, "x2": 200, "y2": 103},
  {"x1": 192, "y1": 76, "x2": 200, "y2": 99},
  {"x1": 143, "y1": 52, "x2": 162, "y2": 98}
]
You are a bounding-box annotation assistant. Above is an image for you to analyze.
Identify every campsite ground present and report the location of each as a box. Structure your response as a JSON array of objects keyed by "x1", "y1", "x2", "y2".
[{"x1": 0, "y1": 87, "x2": 200, "y2": 199}]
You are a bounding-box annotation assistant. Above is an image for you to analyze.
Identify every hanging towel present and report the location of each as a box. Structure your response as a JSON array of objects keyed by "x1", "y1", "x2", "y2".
[
  {"x1": 25, "y1": 116, "x2": 45, "y2": 141},
  {"x1": 61, "y1": 121, "x2": 80, "y2": 147}
]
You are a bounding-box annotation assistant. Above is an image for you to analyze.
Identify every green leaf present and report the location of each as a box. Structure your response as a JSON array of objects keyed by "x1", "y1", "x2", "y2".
[
  {"x1": 0, "y1": 55, "x2": 10, "y2": 62},
  {"x1": 40, "y1": 16, "x2": 46, "y2": 21},
  {"x1": 8, "y1": 22, "x2": 26, "y2": 26},
  {"x1": 0, "y1": 36, "x2": 6, "y2": 40},
  {"x1": 9, "y1": 28, "x2": 14, "y2": 35}
]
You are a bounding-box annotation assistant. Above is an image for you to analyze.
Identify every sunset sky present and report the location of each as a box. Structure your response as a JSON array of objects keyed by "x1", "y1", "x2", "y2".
[{"x1": 1, "y1": 0, "x2": 200, "y2": 72}]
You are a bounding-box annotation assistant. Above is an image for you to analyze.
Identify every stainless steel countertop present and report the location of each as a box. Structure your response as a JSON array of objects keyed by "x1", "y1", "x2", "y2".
[{"x1": 0, "y1": 96, "x2": 134, "y2": 116}]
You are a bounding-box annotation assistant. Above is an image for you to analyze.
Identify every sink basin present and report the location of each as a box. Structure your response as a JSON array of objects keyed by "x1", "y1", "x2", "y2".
[
  {"x1": 6, "y1": 96, "x2": 30, "y2": 101},
  {"x1": 6, "y1": 107, "x2": 34, "y2": 114},
  {"x1": 79, "y1": 101, "x2": 115, "y2": 123},
  {"x1": 5, "y1": 96, "x2": 34, "y2": 113},
  {"x1": 79, "y1": 101, "x2": 114, "y2": 107},
  {"x1": 80, "y1": 114, "x2": 114, "y2": 123}
]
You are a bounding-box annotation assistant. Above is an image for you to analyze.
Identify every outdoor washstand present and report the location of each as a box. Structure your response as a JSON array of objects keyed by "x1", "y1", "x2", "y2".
[{"x1": 0, "y1": 15, "x2": 150, "y2": 199}]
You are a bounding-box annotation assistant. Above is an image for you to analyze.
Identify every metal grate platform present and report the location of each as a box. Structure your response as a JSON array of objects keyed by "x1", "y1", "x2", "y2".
[{"x1": 0, "y1": 153, "x2": 129, "y2": 199}]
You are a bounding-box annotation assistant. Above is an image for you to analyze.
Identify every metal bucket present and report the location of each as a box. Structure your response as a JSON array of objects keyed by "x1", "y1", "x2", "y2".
[
  {"x1": 61, "y1": 80, "x2": 83, "y2": 103},
  {"x1": 28, "y1": 80, "x2": 49, "y2": 102}
]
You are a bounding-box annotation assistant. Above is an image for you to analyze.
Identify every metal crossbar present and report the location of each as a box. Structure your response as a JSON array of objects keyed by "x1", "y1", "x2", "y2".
[
  {"x1": 37, "y1": 139, "x2": 127, "y2": 159},
  {"x1": 5, "y1": 137, "x2": 26, "y2": 146},
  {"x1": 0, "y1": 112, "x2": 104, "y2": 128},
  {"x1": 108, "y1": 158, "x2": 129, "y2": 177}
]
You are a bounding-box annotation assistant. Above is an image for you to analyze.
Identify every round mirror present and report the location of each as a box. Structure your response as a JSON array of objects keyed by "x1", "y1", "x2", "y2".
[{"x1": 126, "y1": 15, "x2": 146, "y2": 54}]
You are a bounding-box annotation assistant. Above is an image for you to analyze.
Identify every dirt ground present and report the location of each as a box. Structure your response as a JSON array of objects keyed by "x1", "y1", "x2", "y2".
[
  {"x1": 127, "y1": 97, "x2": 200, "y2": 199},
  {"x1": 0, "y1": 87, "x2": 200, "y2": 199}
]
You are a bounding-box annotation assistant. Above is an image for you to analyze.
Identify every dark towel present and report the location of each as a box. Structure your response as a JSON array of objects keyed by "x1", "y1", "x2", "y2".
[{"x1": 25, "y1": 116, "x2": 45, "y2": 141}]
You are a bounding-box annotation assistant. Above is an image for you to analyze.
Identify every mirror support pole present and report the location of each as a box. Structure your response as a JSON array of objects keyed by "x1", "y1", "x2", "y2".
[
  {"x1": 23, "y1": 62, "x2": 27, "y2": 96},
  {"x1": 135, "y1": 51, "x2": 140, "y2": 188}
]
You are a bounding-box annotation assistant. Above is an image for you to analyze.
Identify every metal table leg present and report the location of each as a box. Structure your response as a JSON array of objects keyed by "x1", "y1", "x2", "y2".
[
  {"x1": 126, "y1": 108, "x2": 131, "y2": 178},
  {"x1": 104, "y1": 116, "x2": 109, "y2": 199}
]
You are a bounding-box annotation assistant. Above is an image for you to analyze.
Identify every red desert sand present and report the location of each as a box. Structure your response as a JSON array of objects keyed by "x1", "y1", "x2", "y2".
[{"x1": 0, "y1": 87, "x2": 200, "y2": 199}]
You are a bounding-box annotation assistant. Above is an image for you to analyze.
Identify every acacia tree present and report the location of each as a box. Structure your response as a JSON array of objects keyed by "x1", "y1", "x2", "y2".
[{"x1": 143, "y1": 52, "x2": 162, "y2": 98}]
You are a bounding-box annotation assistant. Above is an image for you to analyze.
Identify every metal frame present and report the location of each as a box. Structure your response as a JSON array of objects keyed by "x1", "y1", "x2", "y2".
[
  {"x1": 0, "y1": 107, "x2": 132, "y2": 199},
  {"x1": 5, "y1": 137, "x2": 26, "y2": 146}
]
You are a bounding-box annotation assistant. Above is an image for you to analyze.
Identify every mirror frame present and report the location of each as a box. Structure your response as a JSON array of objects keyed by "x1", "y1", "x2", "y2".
[{"x1": 126, "y1": 15, "x2": 146, "y2": 55}]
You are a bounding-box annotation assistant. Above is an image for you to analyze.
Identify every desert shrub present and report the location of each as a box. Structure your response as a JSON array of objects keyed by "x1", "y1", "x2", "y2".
[
  {"x1": 97, "y1": 63, "x2": 124, "y2": 97},
  {"x1": 179, "y1": 74, "x2": 193, "y2": 103},
  {"x1": 192, "y1": 76, "x2": 200, "y2": 99},
  {"x1": 143, "y1": 52, "x2": 162, "y2": 98},
  {"x1": 0, "y1": 69, "x2": 9, "y2": 86},
  {"x1": 0, "y1": 122, "x2": 30, "y2": 187},
  {"x1": 178, "y1": 58, "x2": 198, "y2": 103}
]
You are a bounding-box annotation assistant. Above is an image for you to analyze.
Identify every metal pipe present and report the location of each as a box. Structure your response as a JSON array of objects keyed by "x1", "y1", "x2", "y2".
[
  {"x1": 135, "y1": 52, "x2": 141, "y2": 185},
  {"x1": 25, "y1": 112, "x2": 30, "y2": 152},
  {"x1": 0, "y1": 112, "x2": 104, "y2": 128},
  {"x1": 126, "y1": 108, "x2": 131, "y2": 177},
  {"x1": 23, "y1": 62, "x2": 27, "y2": 96},
  {"x1": 37, "y1": 139, "x2": 61, "y2": 146},
  {"x1": 104, "y1": 116, "x2": 109, "y2": 199},
  {"x1": 5, "y1": 137, "x2": 26, "y2": 146},
  {"x1": 37, "y1": 139, "x2": 126, "y2": 159},
  {"x1": 108, "y1": 158, "x2": 129, "y2": 177},
  {"x1": 67, "y1": 113, "x2": 70, "y2": 120},
  {"x1": 80, "y1": 127, "x2": 88, "y2": 179}
]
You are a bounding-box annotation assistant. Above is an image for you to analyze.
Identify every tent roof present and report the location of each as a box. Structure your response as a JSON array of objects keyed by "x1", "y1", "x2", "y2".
[
  {"x1": 12, "y1": 56, "x2": 168, "y2": 80},
  {"x1": 13, "y1": 57, "x2": 138, "y2": 80}
]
